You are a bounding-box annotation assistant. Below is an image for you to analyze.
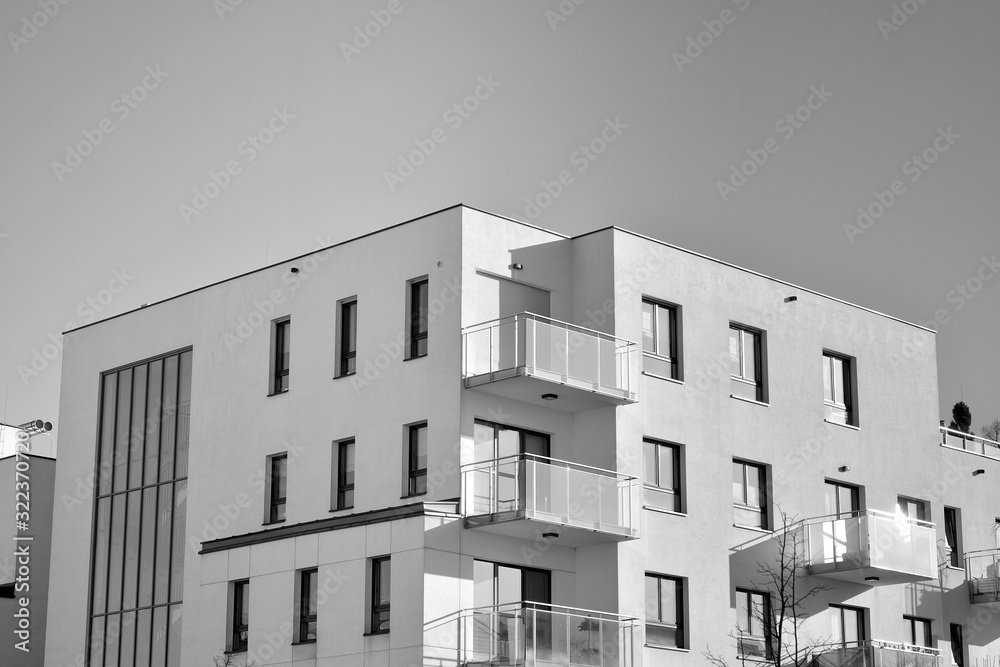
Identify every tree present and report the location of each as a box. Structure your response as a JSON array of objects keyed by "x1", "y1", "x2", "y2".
[
  {"x1": 213, "y1": 654, "x2": 255, "y2": 667},
  {"x1": 980, "y1": 418, "x2": 1000, "y2": 443},
  {"x1": 948, "y1": 401, "x2": 973, "y2": 433},
  {"x1": 705, "y1": 510, "x2": 832, "y2": 667}
]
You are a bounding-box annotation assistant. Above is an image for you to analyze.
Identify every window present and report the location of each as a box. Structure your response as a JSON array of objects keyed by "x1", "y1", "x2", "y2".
[
  {"x1": 733, "y1": 460, "x2": 768, "y2": 529},
  {"x1": 905, "y1": 616, "x2": 932, "y2": 648},
  {"x1": 298, "y1": 569, "x2": 317, "y2": 643},
  {"x1": 407, "y1": 423, "x2": 427, "y2": 496},
  {"x1": 830, "y1": 604, "x2": 865, "y2": 648},
  {"x1": 896, "y1": 496, "x2": 928, "y2": 522},
  {"x1": 729, "y1": 324, "x2": 764, "y2": 401},
  {"x1": 643, "y1": 439, "x2": 681, "y2": 512},
  {"x1": 272, "y1": 318, "x2": 291, "y2": 393},
  {"x1": 737, "y1": 590, "x2": 772, "y2": 659},
  {"x1": 642, "y1": 299, "x2": 679, "y2": 379},
  {"x1": 230, "y1": 580, "x2": 249, "y2": 652},
  {"x1": 824, "y1": 480, "x2": 860, "y2": 518},
  {"x1": 371, "y1": 557, "x2": 390, "y2": 634},
  {"x1": 409, "y1": 278, "x2": 429, "y2": 359},
  {"x1": 950, "y1": 623, "x2": 964, "y2": 667},
  {"x1": 823, "y1": 352, "x2": 855, "y2": 425},
  {"x1": 645, "y1": 574, "x2": 684, "y2": 648},
  {"x1": 944, "y1": 507, "x2": 961, "y2": 568},
  {"x1": 335, "y1": 440, "x2": 355, "y2": 510},
  {"x1": 339, "y1": 299, "x2": 357, "y2": 376},
  {"x1": 268, "y1": 453, "x2": 287, "y2": 523}
]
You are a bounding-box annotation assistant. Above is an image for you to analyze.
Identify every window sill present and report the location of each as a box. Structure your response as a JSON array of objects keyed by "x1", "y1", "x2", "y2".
[
  {"x1": 643, "y1": 506, "x2": 687, "y2": 517},
  {"x1": 730, "y1": 394, "x2": 769, "y2": 407},
  {"x1": 641, "y1": 371, "x2": 683, "y2": 385},
  {"x1": 329, "y1": 506, "x2": 354, "y2": 513},
  {"x1": 824, "y1": 419, "x2": 860, "y2": 431},
  {"x1": 645, "y1": 644, "x2": 689, "y2": 653},
  {"x1": 737, "y1": 655, "x2": 775, "y2": 663},
  {"x1": 263, "y1": 519, "x2": 286, "y2": 527},
  {"x1": 332, "y1": 372, "x2": 356, "y2": 381},
  {"x1": 266, "y1": 389, "x2": 289, "y2": 397},
  {"x1": 224, "y1": 650, "x2": 247, "y2": 655},
  {"x1": 944, "y1": 565, "x2": 964, "y2": 572},
  {"x1": 404, "y1": 354, "x2": 427, "y2": 362},
  {"x1": 733, "y1": 523, "x2": 772, "y2": 534},
  {"x1": 400, "y1": 493, "x2": 427, "y2": 499},
  {"x1": 291, "y1": 640, "x2": 316, "y2": 646},
  {"x1": 364, "y1": 631, "x2": 390, "y2": 637}
]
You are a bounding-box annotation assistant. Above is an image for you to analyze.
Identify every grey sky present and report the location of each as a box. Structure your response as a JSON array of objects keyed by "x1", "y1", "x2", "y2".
[{"x1": 2, "y1": 0, "x2": 998, "y2": 454}]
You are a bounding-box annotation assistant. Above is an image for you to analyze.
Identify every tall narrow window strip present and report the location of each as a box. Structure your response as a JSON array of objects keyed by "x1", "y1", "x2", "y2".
[
  {"x1": 905, "y1": 616, "x2": 932, "y2": 648},
  {"x1": 89, "y1": 349, "x2": 190, "y2": 661},
  {"x1": 410, "y1": 279, "x2": 429, "y2": 358},
  {"x1": 729, "y1": 325, "x2": 763, "y2": 401},
  {"x1": 408, "y1": 423, "x2": 428, "y2": 496},
  {"x1": 269, "y1": 454, "x2": 287, "y2": 523},
  {"x1": 644, "y1": 574, "x2": 683, "y2": 648},
  {"x1": 299, "y1": 569, "x2": 318, "y2": 642},
  {"x1": 273, "y1": 318, "x2": 290, "y2": 393},
  {"x1": 642, "y1": 439, "x2": 681, "y2": 512},
  {"x1": 341, "y1": 300, "x2": 357, "y2": 376},
  {"x1": 733, "y1": 460, "x2": 767, "y2": 529},
  {"x1": 337, "y1": 440, "x2": 355, "y2": 510},
  {"x1": 737, "y1": 590, "x2": 772, "y2": 659},
  {"x1": 944, "y1": 507, "x2": 961, "y2": 568},
  {"x1": 823, "y1": 352, "x2": 853, "y2": 424},
  {"x1": 641, "y1": 299, "x2": 678, "y2": 378},
  {"x1": 231, "y1": 580, "x2": 249, "y2": 652},
  {"x1": 950, "y1": 623, "x2": 964, "y2": 667},
  {"x1": 371, "y1": 557, "x2": 391, "y2": 633}
]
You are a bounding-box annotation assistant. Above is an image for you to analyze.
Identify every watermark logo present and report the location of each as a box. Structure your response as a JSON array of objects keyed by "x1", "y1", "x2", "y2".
[{"x1": 673, "y1": 0, "x2": 751, "y2": 74}]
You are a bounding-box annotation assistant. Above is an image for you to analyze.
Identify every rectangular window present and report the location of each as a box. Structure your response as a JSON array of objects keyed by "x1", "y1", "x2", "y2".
[
  {"x1": 407, "y1": 423, "x2": 428, "y2": 496},
  {"x1": 830, "y1": 604, "x2": 865, "y2": 647},
  {"x1": 336, "y1": 440, "x2": 355, "y2": 510},
  {"x1": 409, "y1": 278, "x2": 429, "y2": 359},
  {"x1": 897, "y1": 496, "x2": 928, "y2": 522},
  {"x1": 950, "y1": 623, "x2": 964, "y2": 667},
  {"x1": 944, "y1": 507, "x2": 961, "y2": 567},
  {"x1": 340, "y1": 299, "x2": 357, "y2": 376},
  {"x1": 371, "y1": 557, "x2": 390, "y2": 634},
  {"x1": 272, "y1": 318, "x2": 290, "y2": 393},
  {"x1": 737, "y1": 589, "x2": 772, "y2": 659},
  {"x1": 642, "y1": 299, "x2": 679, "y2": 379},
  {"x1": 823, "y1": 352, "x2": 855, "y2": 425},
  {"x1": 645, "y1": 574, "x2": 684, "y2": 648},
  {"x1": 231, "y1": 580, "x2": 249, "y2": 652},
  {"x1": 298, "y1": 569, "x2": 318, "y2": 643},
  {"x1": 824, "y1": 480, "x2": 860, "y2": 518},
  {"x1": 729, "y1": 324, "x2": 764, "y2": 401},
  {"x1": 643, "y1": 439, "x2": 681, "y2": 512},
  {"x1": 268, "y1": 453, "x2": 287, "y2": 523},
  {"x1": 905, "y1": 616, "x2": 932, "y2": 648},
  {"x1": 733, "y1": 460, "x2": 768, "y2": 529}
]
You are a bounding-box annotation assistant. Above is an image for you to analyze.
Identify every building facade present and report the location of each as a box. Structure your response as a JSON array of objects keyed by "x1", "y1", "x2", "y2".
[{"x1": 46, "y1": 205, "x2": 1000, "y2": 666}]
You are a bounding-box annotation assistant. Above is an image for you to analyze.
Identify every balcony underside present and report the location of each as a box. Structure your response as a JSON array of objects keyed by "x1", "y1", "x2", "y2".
[
  {"x1": 808, "y1": 560, "x2": 935, "y2": 586},
  {"x1": 466, "y1": 369, "x2": 636, "y2": 413},
  {"x1": 465, "y1": 510, "x2": 637, "y2": 548}
]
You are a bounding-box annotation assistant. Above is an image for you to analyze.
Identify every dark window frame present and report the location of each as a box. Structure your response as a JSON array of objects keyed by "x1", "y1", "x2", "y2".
[
  {"x1": 733, "y1": 459, "x2": 769, "y2": 530},
  {"x1": 897, "y1": 495, "x2": 929, "y2": 522},
  {"x1": 830, "y1": 604, "x2": 867, "y2": 647},
  {"x1": 230, "y1": 579, "x2": 249, "y2": 653},
  {"x1": 823, "y1": 350, "x2": 856, "y2": 426},
  {"x1": 336, "y1": 439, "x2": 355, "y2": 510},
  {"x1": 736, "y1": 589, "x2": 773, "y2": 660},
  {"x1": 950, "y1": 622, "x2": 964, "y2": 667},
  {"x1": 339, "y1": 299, "x2": 357, "y2": 377},
  {"x1": 298, "y1": 569, "x2": 318, "y2": 644},
  {"x1": 268, "y1": 453, "x2": 287, "y2": 524},
  {"x1": 370, "y1": 557, "x2": 390, "y2": 634},
  {"x1": 641, "y1": 298, "x2": 680, "y2": 380},
  {"x1": 272, "y1": 317, "x2": 291, "y2": 394},
  {"x1": 643, "y1": 438, "x2": 682, "y2": 512},
  {"x1": 944, "y1": 507, "x2": 961, "y2": 568},
  {"x1": 408, "y1": 278, "x2": 429, "y2": 359},
  {"x1": 904, "y1": 615, "x2": 932, "y2": 649},
  {"x1": 729, "y1": 323, "x2": 765, "y2": 402},
  {"x1": 407, "y1": 423, "x2": 428, "y2": 497},
  {"x1": 645, "y1": 573, "x2": 685, "y2": 649}
]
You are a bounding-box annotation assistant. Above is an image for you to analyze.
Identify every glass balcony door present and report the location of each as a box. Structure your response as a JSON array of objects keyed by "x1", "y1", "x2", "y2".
[
  {"x1": 473, "y1": 561, "x2": 551, "y2": 665},
  {"x1": 821, "y1": 482, "x2": 861, "y2": 563},
  {"x1": 474, "y1": 420, "x2": 550, "y2": 515}
]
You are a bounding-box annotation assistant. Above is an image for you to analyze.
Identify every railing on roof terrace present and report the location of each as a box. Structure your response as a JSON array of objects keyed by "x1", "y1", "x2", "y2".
[
  {"x1": 965, "y1": 548, "x2": 1000, "y2": 603},
  {"x1": 940, "y1": 424, "x2": 1000, "y2": 460},
  {"x1": 809, "y1": 639, "x2": 942, "y2": 667}
]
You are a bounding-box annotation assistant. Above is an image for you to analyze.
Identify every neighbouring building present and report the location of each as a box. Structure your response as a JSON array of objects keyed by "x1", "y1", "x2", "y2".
[{"x1": 46, "y1": 205, "x2": 1000, "y2": 666}]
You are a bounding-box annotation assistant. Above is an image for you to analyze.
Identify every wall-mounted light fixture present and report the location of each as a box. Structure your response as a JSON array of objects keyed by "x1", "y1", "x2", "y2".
[
  {"x1": 784, "y1": 296, "x2": 798, "y2": 303},
  {"x1": 290, "y1": 267, "x2": 299, "y2": 273},
  {"x1": 973, "y1": 469, "x2": 986, "y2": 476},
  {"x1": 838, "y1": 465, "x2": 850, "y2": 473},
  {"x1": 509, "y1": 263, "x2": 523, "y2": 270}
]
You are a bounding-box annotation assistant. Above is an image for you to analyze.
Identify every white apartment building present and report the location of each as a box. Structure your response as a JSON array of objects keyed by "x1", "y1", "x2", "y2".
[{"x1": 45, "y1": 205, "x2": 1000, "y2": 667}]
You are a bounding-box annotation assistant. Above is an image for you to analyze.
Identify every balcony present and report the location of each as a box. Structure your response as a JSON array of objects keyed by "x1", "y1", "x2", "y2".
[
  {"x1": 461, "y1": 454, "x2": 639, "y2": 547},
  {"x1": 461, "y1": 602, "x2": 639, "y2": 667},
  {"x1": 966, "y1": 549, "x2": 1000, "y2": 604},
  {"x1": 940, "y1": 424, "x2": 1000, "y2": 461},
  {"x1": 809, "y1": 640, "x2": 942, "y2": 667},
  {"x1": 803, "y1": 510, "x2": 937, "y2": 585},
  {"x1": 463, "y1": 313, "x2": 639, "y2": 412}
]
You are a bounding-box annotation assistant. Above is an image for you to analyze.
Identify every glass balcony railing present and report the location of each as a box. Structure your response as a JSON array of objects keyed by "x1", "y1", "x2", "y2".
[
  {"x1": 809, "y1": 640, "x2": 942, "y2": 667},
  {"x1": 804, "y1": 510, "x2": 937, "y2": 583},
  {"x1": 461, "y1": 602, "x2": 639, "y2": 667},
  {"x1": 463, "y1": 313, "x2": 639, "y2": 405},
  {"x1": 965, "y1": 548, "x2": 1000, "y2": 603},
  {"x1": 940, "y1": 424, "x2": 1000, "y2": 460},
  {"x1": 461, "y1": 454, "x2": 639, "y2": 541}
]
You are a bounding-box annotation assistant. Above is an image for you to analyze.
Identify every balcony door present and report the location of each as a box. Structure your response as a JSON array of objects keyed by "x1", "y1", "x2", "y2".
[
  {"x1": 830, "y1": 605, "x2": 866, "y2": 649},
  {"x1": 822, "y1": 481, "x2": 861, "y2": 564},
  {"x1": 473, "y1": 561, "x2": 552, "y2": 665},
  {"x1": 474, "y1": 420, "x2": 550, "y2": 514}
]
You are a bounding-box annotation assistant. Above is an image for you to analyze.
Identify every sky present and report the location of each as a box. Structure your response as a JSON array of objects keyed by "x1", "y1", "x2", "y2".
[{"x1": 1, "y1": 0, "x2": 998, "y2": 456}]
